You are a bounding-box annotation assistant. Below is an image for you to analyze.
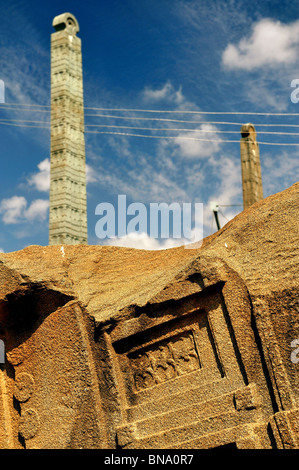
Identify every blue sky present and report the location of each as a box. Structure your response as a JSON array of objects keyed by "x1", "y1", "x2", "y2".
[{"x1": 0, "y1": 0, "x2": 298, "y2": 253}]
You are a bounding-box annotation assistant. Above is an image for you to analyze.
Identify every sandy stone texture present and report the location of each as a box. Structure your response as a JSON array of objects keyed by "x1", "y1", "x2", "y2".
[{"x1": 0, "y1": 182, "x2": 298, "y2": 449}]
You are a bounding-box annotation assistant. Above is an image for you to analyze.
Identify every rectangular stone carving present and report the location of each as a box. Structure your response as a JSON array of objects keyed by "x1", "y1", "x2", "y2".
[
  {"x1": 112, "y1": 302, "x2": 233, "y2": 408},
  {"x1": 129, "y1": 330, "x2": 200, "y2": 392}
]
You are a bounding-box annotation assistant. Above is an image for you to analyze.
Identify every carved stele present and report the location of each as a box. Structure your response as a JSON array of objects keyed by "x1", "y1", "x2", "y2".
[
  {"x1": 240, "y1": 123, "x2": 263, "y2": 210},
  {"x1": 49, "y1": 13, "x2": 88, "y2": 245}
]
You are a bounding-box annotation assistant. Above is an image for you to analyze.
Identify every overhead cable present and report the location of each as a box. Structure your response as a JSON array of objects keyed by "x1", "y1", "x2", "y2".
[
  {"x1": 85, "y1": 129, "x2": 299, "y2": 146},
  {"x1": 85, "y1": 123, "x2": 299, "y2": 136},
  {"x1": 0, "y1": 119, "x2": 299, "y2": 136},
  {"x1": 1, "y1": 102, "x2": 299, "y2": 116}
]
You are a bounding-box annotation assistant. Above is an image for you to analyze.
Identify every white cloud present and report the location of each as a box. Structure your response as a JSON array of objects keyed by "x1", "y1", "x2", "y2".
[
  {"x1": 0, "y1": 196, "x2": 49, "y2": 224},
  {"x1": 28, "y1": 158, "x2": 50, "y2": 192},
  {"x1": 171, "y1": 124, "x2": 223, "y2": 159},
  {"x1": 86, "y1": 163, "x2": 97, "y2": 184},
  {"x1": 243, "y1": 80, "x2": 289, "y2": 112},
  {"x1": 94, "y1": 145, "x2": 189, "y2": 203},
  {"x1": 202, "y1": 154, "x2": 242, "y2": 233},
  {"x1": 262, "y1": 150, "x2": 299, "y2": 196},
  {"x1": 142, "y1": 82, "x2": 223, "y2": 160},
  {"x1": 28, "y1": 159, "x2": 97, "y2": 191},
  {"x1": 0, "y1": 248, "x2": 4, "y2": 253},
  {"x1": 142, "y1": 81, "x2": 184, "y2": 105},
  {"x1": 103, "y1": 231, "x2": 187, "y2": 250},
  {"x1": 0, "y1": 196, "x2": 27, "y2": 224},
  {"x1": 214, "y1": 155, "x2": 242, "y2": 204},
  {"x1": 25, "y1": 199, "x2": 49, "y2": 221},
  {"x1": 222, "y1": 19, "x2": 299, "y2": 70}
]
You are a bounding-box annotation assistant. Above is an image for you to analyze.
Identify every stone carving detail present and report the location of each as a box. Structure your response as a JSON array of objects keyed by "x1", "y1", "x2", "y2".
[
  {"x1": 234, "y1": 383, "x2": 261, "y2": 411},
  {"x1": 13, "y1": 372, "x2": 39, "y2": 441},
  {"x1": 129, "y1": 330, "x2": 200, "y2": 391},
  {"x1": 19, "y1": 408, "x2": 39, "y2": 440},
  {"x1": 14, "y1": 373, "x2": 35, "y2": 403}
]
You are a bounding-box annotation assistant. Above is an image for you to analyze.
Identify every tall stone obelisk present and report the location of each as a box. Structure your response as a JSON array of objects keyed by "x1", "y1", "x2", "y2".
[
  {"x1": 240, "y1": 123, "x2": 263, "y2": 210},
  {"x1": 49, "y1": 13, "x2": 88, "y2": 245}
]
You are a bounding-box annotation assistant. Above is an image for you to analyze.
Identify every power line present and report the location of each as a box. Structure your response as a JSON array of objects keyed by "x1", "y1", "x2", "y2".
[
  {"x1": 85, "y1": 123, "x2": 299, "y2": 136},
  {"x1": 85, "y1": 113, "x2": 249, "y2": 124},
  {"x1": 0, "y1": 118, "x2": 50, "y2": 125},
  {"x1": 1, "y1": 111, "x2": 298, "y2": 127},
  {"x1": 0, "y1": 106, "x2": 50, "y2": 113},
  {"x1": 218, "y1": 210, "x2": 229, "y2": 222},
  {"x1": 0, "y1": 102, "x2": 50, "y2": 108},
  {"x1": 85, "y1": 129, "x2": 299, "y2": 146},
  {"x1": 0, "y1": 106, "x2": 280, "y2": 126},
  {"x1": 0, "y1": 121, "x2": 49, "y2": 129},
  {"x1": 1, "y1": 102, "x2": 299, "y2": 116},
  {"x1": 87, "y1": 120, "x2": 299, "y2": 128},
  {"x1": 0, "y1": 118, "x2": 298, "y2": 137},
  {"x1": 0, "y1": 120, "x2": 298, "y2": 145},
  {"x1": 84, "y1": 112, "x2": 299, "y2": 127},
  {"x1": 0, "y1": 104, "x2": 298, "y2": 128},
  {"x1": 84, "y1": 107, "x2": 299, "y2": 116},
  {"x1": 0, "y1": 102, "x2": 298, "y2": 145},
  {"x1": 250, "y1": 124, "x2": 299, "y2": 128}
]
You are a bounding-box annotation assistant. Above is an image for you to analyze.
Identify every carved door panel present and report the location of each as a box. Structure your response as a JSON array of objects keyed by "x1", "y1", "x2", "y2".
[{"x1": 103, "y1": 289, "x2": 263, "y2": 448}]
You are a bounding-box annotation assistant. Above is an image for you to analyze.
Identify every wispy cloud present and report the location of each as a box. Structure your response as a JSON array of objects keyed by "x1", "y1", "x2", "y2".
[
  {"x1": 89, "y1": 81, "x2": 233, "y2": 208},
  {"x1": 86, "y1": 82, "x2": 200, "y2": 205},
  {"x1": 220, "y1": 17, "x2": 299, "y2": 111},
  {"x1": 86, "y1": 163, "x2": 98, "y2": 184},
  {"x1": 142, "y1": 81, "x2": 184, "y2": 106},
  {"x1": 140, "y1": 82, "x2": 224, "y2": 161},
  {"x1": 90, "y1": 80, "x2": 238, "y2": 246},
  {"x1": 25, "y1": 199, "x2": 49, "y2": 222},
  {"x1": 222, "y1": 19, "x2": 299, "y2": 70},
  {"x1": 262, "y1": 149, "x2": 299, "y2": 196},
  {"x1": 95, "y1": 151, "x2": 190, "y2": 204},
  {"x1": 141, "y1": 81, "x2": 198, "y2": 112},
  {"x1": 101, "y1": 224, "x2": 203, "y2": 251},
  {"x1": 0, "y1": 196, "x2": 27, "y2": 224},
  {"x1": 28, "y1": 158, "x2": 50, "y2": 192},
  {"x1": 0, "y1": 195, "x2": 49, "y2": 225},
  {"x1": 0, "y1": 2, "x2": 49, "y2": 103},
  {"x1": 163, "y1": 123, "x2": 223, "y2": 160},
  {"x1": 0, "y1": 3, "x2": 50, "y2": 155},
  {"x1": 102, "y1": 231, "x2": 185, "y2": 250},
  {"x1": 27, "y1": 158, "x2": 97, "y2": 191}
]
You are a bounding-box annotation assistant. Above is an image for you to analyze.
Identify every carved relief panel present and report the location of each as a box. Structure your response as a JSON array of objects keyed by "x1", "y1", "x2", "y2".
[
  {"x1": 129, "y1": 330, "x2": 200, "y2": 392},
  {"x1": 100, "y1": 277, "x2": 278, "y2": 449},
  {"x1": 109, "y1": 290, "x2": 245, "y2": 409}
]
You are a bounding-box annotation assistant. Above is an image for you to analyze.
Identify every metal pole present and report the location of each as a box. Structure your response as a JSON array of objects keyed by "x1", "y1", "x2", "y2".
[
  {"x1": 213, "y1": 210, "x2": 221, "y2": 231},
  {"x1": 210, "y1": 201, "x2": 221, "y2": 231}
]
